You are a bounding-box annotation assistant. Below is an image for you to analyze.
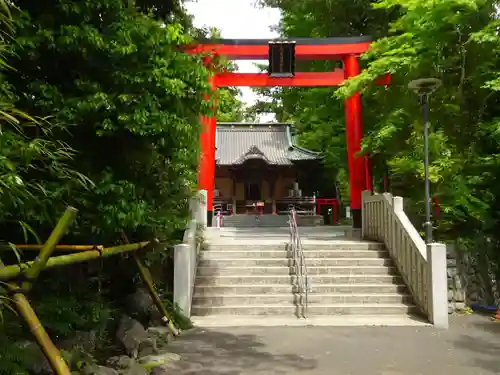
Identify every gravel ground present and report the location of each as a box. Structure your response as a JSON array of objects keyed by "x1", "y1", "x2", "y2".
[{"x1": 163, "y1": 314, "x2": 500, "y2": 375}]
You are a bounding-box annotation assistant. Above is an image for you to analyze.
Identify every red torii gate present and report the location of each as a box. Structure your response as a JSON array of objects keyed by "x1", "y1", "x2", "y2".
[{"x1": 186, "y1": 37, "x2": 391, "y2": 228}]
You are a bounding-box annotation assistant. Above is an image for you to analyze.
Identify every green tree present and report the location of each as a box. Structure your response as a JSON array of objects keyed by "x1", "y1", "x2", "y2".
[
  {"x1": 255, "y1": 0, "x2": 500, "y2": 239},
  {"x1": 333, "y1": 0, "x2": 499, "y2": 236},
  {"x1": 0, "y1": 2, "x2": 211, "y2": 369},
  {"x1": 6, "y1": 0, "x2": 211, "y2": 243},
  {"x1": 0, "y1": 1, "x2": 88, "y2": 240}
]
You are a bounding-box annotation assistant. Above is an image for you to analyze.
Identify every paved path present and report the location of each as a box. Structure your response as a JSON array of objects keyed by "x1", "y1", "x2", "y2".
[{"x1": 164, "y1": 314, "x2": 500, "y2": 374}]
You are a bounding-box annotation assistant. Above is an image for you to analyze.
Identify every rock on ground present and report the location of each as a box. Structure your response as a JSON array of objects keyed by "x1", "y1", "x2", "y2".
[
  {"x1": 83, "y1": 365, "x2": 119, "y2": 375},
  {"x1": 119, "y1": 363, "x2": 148, "y2": 375},
  {"x1": 106, "y1": 355, "x2": 135, "y2": 370},
  {"x1": 59, "y1": 330, "x2": 99, "y2": 354},
  {"x1": 139, "y1": 352, "x2": 181, "y2": 370},
  {"x1": 116, "y1": 315, "x2": 157, "y2": 358},
  {"x1": 146, "y1": 327, "x2": 172, "y2": 349},
  {"x1": 125, "y1": 288, "x2": 155, "y2": 322},
  {"x1": 150, "y1": 366, "x2": 169, "y2": 375}
]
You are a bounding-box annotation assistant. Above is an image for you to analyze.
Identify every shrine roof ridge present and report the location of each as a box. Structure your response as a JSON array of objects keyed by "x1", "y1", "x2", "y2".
[
  {"x1": 197, "y1": 36, "x2": 372, "y2": 46},
  {"x1": 217, "y1": 122, "x2": 294, "y2": 128}
]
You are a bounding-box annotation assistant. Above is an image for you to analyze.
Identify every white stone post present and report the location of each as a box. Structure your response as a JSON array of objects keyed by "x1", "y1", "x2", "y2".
[
  {"x1": 392, "y1": 195, "x2": 403, "y2": 212},
  {"x1": 427, "y1": 243, "x2": 449, "y2": 329},
  {"x1": 174, "y1": 243, "x2": 193, "y2": 317},
  {"x1": 361, "y1": 190, "x2": 372, "y2": 239},
  {"x1": 198, "y1": 189, "x2": 207, "y2": 228}
]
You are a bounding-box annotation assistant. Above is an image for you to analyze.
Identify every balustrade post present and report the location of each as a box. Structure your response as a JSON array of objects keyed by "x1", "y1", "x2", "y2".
[
  {"x1": 427, "y1": 243, "x2": 448, "y2": 328},
  {"x1": 393, "y1": 196, "x2": 403, "y2": 213},
  {"x1": 361, "y1": 190, "x2": 372, "y2": 239},
  {"x1": 174, "y1": 243, "x2": 193, "y2": 317},
  {"x1": 391, "y1": 196, "x2": 403, "y2": 256},
  {"x1": 197, "y1": 189, "x2": 208, "y2": 228}
]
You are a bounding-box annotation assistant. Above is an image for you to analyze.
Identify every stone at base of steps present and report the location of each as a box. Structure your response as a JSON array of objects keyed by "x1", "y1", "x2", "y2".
[
  {"x1": 191, "y1": 315, "x2": 430, "y2": 328},
  {"x1": 191, "y1": 303, "x2": 418, "y2": 316}
]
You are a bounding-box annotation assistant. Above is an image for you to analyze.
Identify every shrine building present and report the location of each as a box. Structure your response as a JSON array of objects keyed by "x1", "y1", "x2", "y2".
[{"x1": 213, "y1": 122, "x2": 326, "y2": 217}]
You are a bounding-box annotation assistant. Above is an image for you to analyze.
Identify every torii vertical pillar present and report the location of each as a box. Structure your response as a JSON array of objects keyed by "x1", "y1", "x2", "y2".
[
  {"x1": 198, "y1": 73, "x2": 217, "y2": 226},
  {"x1": 343, "y1": 54, "x2": 367, "y2": 229}
]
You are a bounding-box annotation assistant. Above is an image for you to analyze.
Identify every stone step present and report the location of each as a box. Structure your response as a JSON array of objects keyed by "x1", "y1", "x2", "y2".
[
  {"x1": 222, "y1": 218, "x2": 288, "y2": 222},
  {"x1": 205, "y1": 243, "x2": 385, "y2": 251},
  {"x1": 221, "y1": 224, "x2": 288, "y2": 228},
  {"x1": 192, "y1": 293, "x2": 413, "y2": 306},
  {"x1": 198, "y1": 258, "x2": 394, "y2": 267},
  {"x1": 218, "y1": 216, "x2": 324, "y2": 228},
  {"x1": 190, "y1": 315, "x2": 430, "y2": 327},
  {"x1": 219, "y1": 217, "x2": 289, "y2": 227},
  {"x1": 200, "y1": 249, "x2": 389, "y2": 259},
  {"x1": 191, "y1": 303, "x2": 418, "y2": 316},
  {"x1": 223, "y1": 216, "x2": 288, "y2": 221},
  {"x1": 196, "y1": 266, "x2": 398, "y2": 276},
  {"x1": 194, "y1": 283, "x2": 408, "y2": 295},
  {"x1": 195, "y1": 274, "x2": 403, "y2": 285}
]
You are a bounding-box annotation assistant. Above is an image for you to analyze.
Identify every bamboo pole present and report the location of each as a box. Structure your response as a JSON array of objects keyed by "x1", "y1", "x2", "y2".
[
  {"x1": 15, "y1": 245, "x2": 104, "y2": 252},
  {"x1": 22, "y1": 206, "x2": 78, "y2": 290},
  {"x1": 120, "y1": 232, "x2": 180, "y2": 336},
  {"x1": 11, "y1": 293, "x2": 72, "y2": 375},
  {"x1": 0, "y1": 256, "x2": 71, "y2": 375},
  {"x1": 0, "y1": 242, "x2": 150, "y2": 281}
]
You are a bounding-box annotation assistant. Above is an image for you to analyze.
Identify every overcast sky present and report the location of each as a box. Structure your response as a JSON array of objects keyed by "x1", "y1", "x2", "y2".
[{"x1": 184, "y1": 0, "x2": 280, "y2": 112}]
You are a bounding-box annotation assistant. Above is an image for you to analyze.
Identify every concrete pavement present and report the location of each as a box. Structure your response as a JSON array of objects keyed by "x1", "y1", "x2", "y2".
[{"x1": 163, "y1": 314, "x2": 500, "y2": 374}]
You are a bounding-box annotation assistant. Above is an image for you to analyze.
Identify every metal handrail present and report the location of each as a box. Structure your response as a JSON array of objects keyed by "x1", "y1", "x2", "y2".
[{"x1": 288, "y1": 207, "x2": 309, "y2": 318}]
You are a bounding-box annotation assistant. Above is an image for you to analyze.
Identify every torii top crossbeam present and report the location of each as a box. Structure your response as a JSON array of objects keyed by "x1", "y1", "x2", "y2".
[
  {"x1": 187, "y1": 37, "x2": 390, "y2": 87},
  {"x1": 187, "y1": 36, "x2": 372, "y2": 60}
]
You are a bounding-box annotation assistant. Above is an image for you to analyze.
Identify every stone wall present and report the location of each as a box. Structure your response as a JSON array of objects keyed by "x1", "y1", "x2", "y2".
[
  {"x1": 446, "y1": 244, "x2": 466, "y2": 313},
  {"x1": 446, "y1": 242, "x2": 500, "y2": 313}
]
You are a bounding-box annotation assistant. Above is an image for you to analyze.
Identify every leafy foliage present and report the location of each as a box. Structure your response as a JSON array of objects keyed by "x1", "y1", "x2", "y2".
[
  {"x1": 5, "y1": 0, "x2": 212, "y2": 243},
  {"x1": 0, "y1": 345, "x2": 30, "y2": 375}
]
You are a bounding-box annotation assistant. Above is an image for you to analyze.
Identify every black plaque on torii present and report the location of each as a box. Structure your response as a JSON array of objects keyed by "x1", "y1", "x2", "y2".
[{"x1": 268, "y1": 40, "x2": 296, "y2": 78}]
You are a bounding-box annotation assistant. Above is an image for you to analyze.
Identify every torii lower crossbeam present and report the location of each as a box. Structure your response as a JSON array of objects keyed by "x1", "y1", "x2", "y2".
[{"x1": 216, "y1": 70, "x2": 391, "y2": 87}]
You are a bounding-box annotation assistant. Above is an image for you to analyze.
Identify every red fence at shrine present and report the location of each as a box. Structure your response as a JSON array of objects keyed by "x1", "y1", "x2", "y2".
[{"x1": 186, "y1": 37, "x2": 391, "y2": 227}]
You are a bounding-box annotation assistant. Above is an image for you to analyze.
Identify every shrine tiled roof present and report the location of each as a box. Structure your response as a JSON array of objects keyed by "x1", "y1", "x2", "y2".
[{"x1": 215, "y1": 123, "x2": 320, "y2": 166}]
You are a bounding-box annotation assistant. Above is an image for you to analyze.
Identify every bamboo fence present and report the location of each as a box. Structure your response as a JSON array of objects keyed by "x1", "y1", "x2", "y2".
[{"x1": 0, "y1": 206, "x2": 179, "y2": 375}]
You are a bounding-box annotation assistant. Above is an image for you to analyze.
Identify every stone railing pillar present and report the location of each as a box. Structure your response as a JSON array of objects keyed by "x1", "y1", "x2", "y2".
[
  {"x1": 197, "y1": 189, "x2": 207, "y2": 228},
  {"x1": 361, "y1": 190, "x2": 372, "y2": 239},
  {"x1": 173, "y1": 243, "x2": 192, "y2": 316},
  {"x1": 427, "y1": 243, "x2": 449, "y2": 329}
]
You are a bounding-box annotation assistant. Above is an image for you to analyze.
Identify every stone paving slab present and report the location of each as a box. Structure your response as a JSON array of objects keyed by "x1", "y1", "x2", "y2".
[{"x1": 163, "y1": 314, "x2": 500, "y2": 375}]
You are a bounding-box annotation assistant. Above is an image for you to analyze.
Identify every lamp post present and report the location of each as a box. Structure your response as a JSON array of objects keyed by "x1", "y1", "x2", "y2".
[{"x1": 408, "y1": 78, "x2": 442, "y2": 244}]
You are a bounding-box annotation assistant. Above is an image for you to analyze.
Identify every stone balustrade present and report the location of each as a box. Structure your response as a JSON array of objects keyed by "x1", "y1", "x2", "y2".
[
  {"x1": 362, "y1": 190, "x2": 448, "y2": 328},
  {"x1": 173, "y1": 189, "x2": 207, "y2": 317}
]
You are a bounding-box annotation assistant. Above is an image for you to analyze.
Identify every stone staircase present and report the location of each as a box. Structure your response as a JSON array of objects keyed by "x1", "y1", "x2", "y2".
[
  {"x1": 191, "y1": 229, "x2": 418, "y2": 319},
  {"x1": 215, "y1": 214, "x2": 324, "y2": 228}
]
